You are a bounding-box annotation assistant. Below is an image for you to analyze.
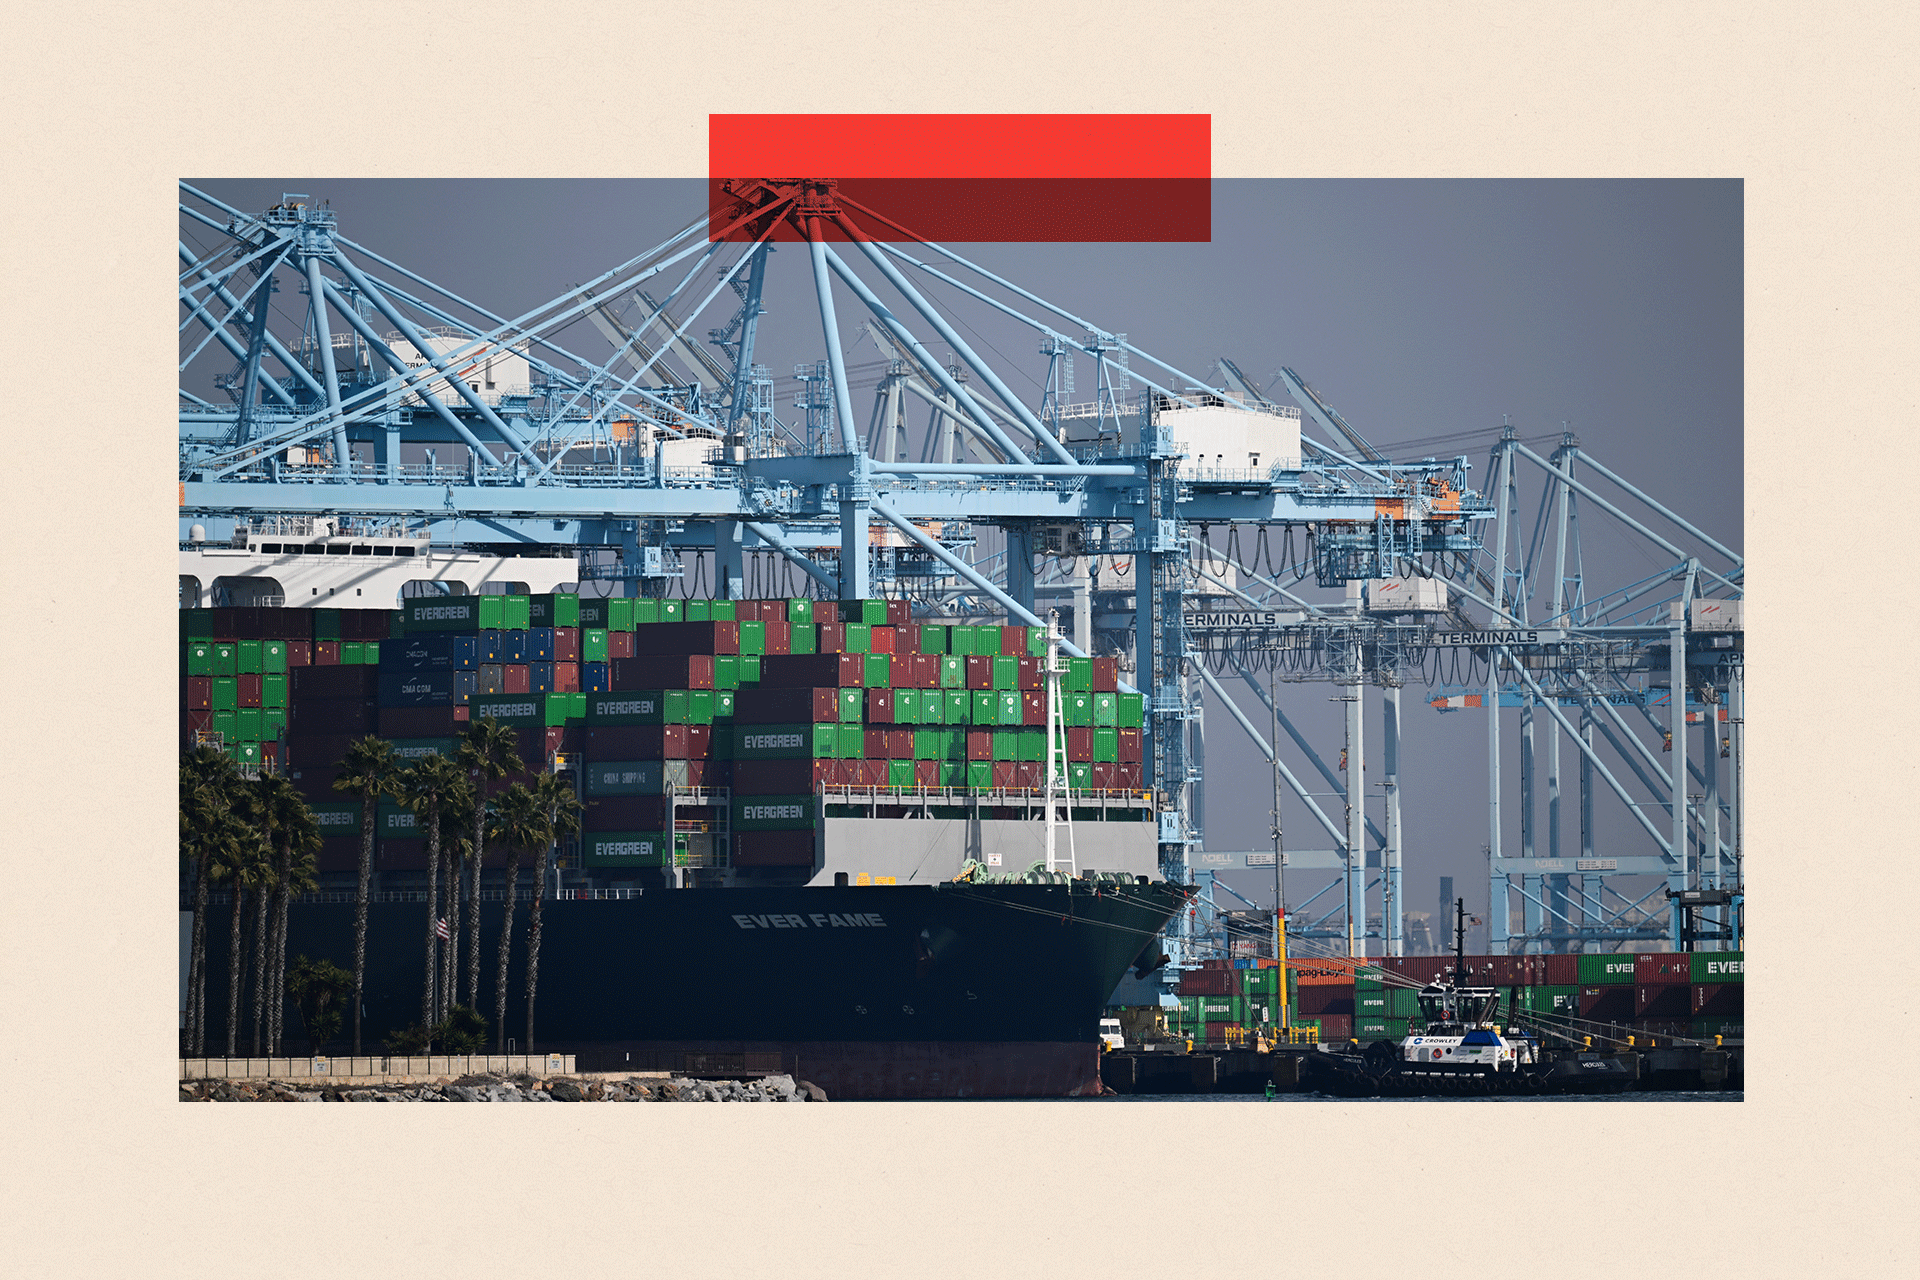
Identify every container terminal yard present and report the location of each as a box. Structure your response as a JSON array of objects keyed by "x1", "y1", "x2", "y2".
[{"x1": 177, "y1": 177, "x2": 1743, "y2": 1098}]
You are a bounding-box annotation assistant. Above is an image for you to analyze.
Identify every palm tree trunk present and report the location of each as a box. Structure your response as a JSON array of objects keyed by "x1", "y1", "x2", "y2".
[
  {"x1": 468, "y1": 806, "x2": 486, "y2": 1011},
  {"x1": 526, "y1": 838, "x2": 551, "y2": 1051},
  {"x1": 494, "y1": 847, "x2": 521, "y2": 1050},
  {"x1": 443, "y1": 854, "x2": 460, "y2": 1017},
  {"x1": 270, "y1": 845, "x2": 291, "y2": 1054},
  {"x1": 189, "y1": 853, "x2": 210, "y2": 1055},
  {"x1": 226, "y1": 883, "x2": 246, "y2": 1057},
  {"x1": 422, "y1": 807, "x2": 441, "y2": 1032},
  {"x1": 263, "y1": 880, "x2": 282, "y2": 1055},
  {"x1": 352, "y1": 805, "x2": 375, "y2": 1056},
  {"x1": 250, "y1": 883, "x2": 269, "y2": 1055}
]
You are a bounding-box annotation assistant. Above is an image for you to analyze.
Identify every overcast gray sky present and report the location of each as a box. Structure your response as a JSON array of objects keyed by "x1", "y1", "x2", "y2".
[{"x1": 185, "y1": 178, "x2": 1742, "y2": 944}]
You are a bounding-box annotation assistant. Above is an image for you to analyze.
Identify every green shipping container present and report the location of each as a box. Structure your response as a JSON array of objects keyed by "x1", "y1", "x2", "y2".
[
  {"x1": 710, "y1": 655, "x2": 739, "y2": 691},
  {"x1": 1068, "y1": 762, "x2": 1093, "y2": 790},
  {"x1": 710, "y1": 600, "x2": 736, "y2": 622},
  {"x1": 1198, "y1": 997, "x2": 1243, "y2": 1022},
  {"x1": 1091, "y1": 727, "x2": 1118, "y2": 762},
  {"x1": 210, "y1": 677, "x2": 238, "y2": 711},
  {"x1": 225, "y1": 742, "x2": 262, "y2": 767},
  {"x1": 210, "y1": 710, "x2": 236, "y2": 740},
  {"x1": 970, "y1": 690, "x2": 995, "y2": 726},
  {"x1": 340, "y1": 642, "x2": 365, "y2": 665},
  {"x1": 733, "y1": 795, "x2": 817, "y2": 831},
  {"x1": 262, "y1": 673, "x2": 288, "y2": 708},
  {"x1": 529, "y1": 593, "x2": 580, "y2": 628},
  {"x1": 835, "y1": 724, "x2": 865, "y2": 758},
  {"x1": 1355, "y1": 1017, "x2": 1411, "y2": 1041},
  {"x1": 588, "y1": 691, "x2": 666, "y2": 724},
  {"x1": 262, "y1": 709, "x2": 287, "y2": 739},
  {"x1": 1016, "y1": 730, "x2": 1046, "y2": 763},
  {"x1": 938, "y1": 761, "x2": 966, "y2": 788},
  {"x1": 1066, "y1": 657, "x2": 1091, "y2": 692},
  {"x1": 582, "y1": 629, "x2": 610, "y2": 663},
  {"x1": 233, "y1": 708, "x2": 263, "y2": 742},
  {"x1": 632, "y1": 599, "x2": 660, "y2": 625},
  {"x1": 734, "y1": 723, "x2": 838, "y2": 760},
  {"x1": 943, "y1": 690, "x2": 969, "y2": 724},
  {"x1": 738, "y1": 620, "x2": 765, "y2": 655},
  {"x1": 378, "y1": 803, "x2": 424, "y2": 840},
  {"x1": 1354, "y1": 970, "x2": 1387, "y2": 991},
  {"x1": 363, "y1": 642, "x2": 380, "y2": 665},
  {"x1": 307, "y1": 801, "x2": 362, "y2": 840},
  {"x1": 184, "y1": 641, "x2": 213, "y2": 676},
  {"x1": 991, "y1": 656, "x2": 1019, "y2": 690},
  {"x1": 686, "y1": 599, "x2": 710, "y2": 622},
  {"x1": 948, "y1": 626, "x2": 975, "y2": 658},
  {"x1": 1385, "y1": 987, "x2": 1422, "y2": 1017},
  {"x1": 996, "y1": 691, "x2": 1022, "y2": 726},
  {"x1": 843, "y1": 623, "x2": 871, "y2": 654},
  {"x1": 887, "y1": 759, "x2": 915, "y2": 789},
  {"x1": 715, "y1": 691, "x2": 735, "y2": 719},
  {"x1": 788, "y1": 623, "x2": 817, "y2": 656},
  {"x1": 470, "y1": 692, "x2": 570, "y2": 728},
  {"x1": 863, "y1": 653, "x2": 891, "y2": 688},
  {"x1": 1521, "y1": 985, "x2": 1580, "y2": 1016},
  {"x1": 313, "y1": 610, "x2": 342, "y2": 640},
  {"x1": 1091, "y1": 692, "x2": 1118, "y2": 726},
  {"x1": 1578, "y1": 954, "x2": 1638, "y2": 985},
  {"x1": 1065, "y1": 692, "x2": 1092, "y2": 726},
  {"x1": 992, "y1": 731, "x2": 1018, "y2": 762},
  {"x1": 212, "y1": 643, "x2": 237, "y2": 676},
  {"x1": 917, "y1": 625, "x2": 948, "y2": 655},
  {"x1": 1244, "y1": 968, "x2": 1281, "y2": 995},
  {"x1": 1690, "y1": 951, "x2": 1744, "y2": 983},
  {"x1": 236, "y1": 640, "x2": 262, "y2": 674},
  {"x1": 966, "y1": 761, "x2": 993, "y2": 791},
  {"x1": 659, "y1": 599, "x2": 683, "y2": 623},
  {"x1": 938, "y1": 656, "x2": 964, "y2": 688},
  {"x1": 583, "y1": 831, "x2": 669, "y2": 867},
  {"x1": 585, "y1": 760, "x2": 665, "y2": 795},
  {"x1": 892, "y1": 689, "x2": 922, "y2": 725},
  {"x1": 837, "y1": 688, "x2": 864, "y2": 723},
  {"x1": 688, "y1": 690, "x2": 716, "y2": 726},
  {"x1": 180, "y1": 610, "x2": 215, "y2": 641},
  {"x1": 1355, "y1": 989, "x2": 1390, "y2": 1016},
  {"x1": 387, "y1": 737, "x2": 459, "y2": 762},
  {"x1": 1117, "y1": 692, "x2": 1145, "y2": 728},
  {"x1": 740, "y1": 656, "x2": 760, "y2": 684},
  {"x1": 786, "y1": 599, "x2": 812, "y2": 624},
  {"x1": 262, "y1": 640, "x2": 287, "y2": 673}
]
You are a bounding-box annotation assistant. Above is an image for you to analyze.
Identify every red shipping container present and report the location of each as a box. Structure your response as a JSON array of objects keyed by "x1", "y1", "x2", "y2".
[
  {"x1": 757, "y1": 654, "x2": 862, "y2": 688},
  {"x1": 607, "y1": 630, "x2": 635, "y2": 659},
  {"x1": 379, "y1": 704, "x2": 460, "y2": 737},
  {"x1": 1297, "y1": 985, "x2": 1356, "y2": 1017},
  {"x1": 888, "y1": 655, "x2": 914, "y2": 687},
  {"x1": 1383, "y1": 956, "x2": 1450, "y2": 983},
  {"x1": 583, "y1": 794, "x2": 670, "y2": 832},
  {"x1": 1016, "y1": 657, "x2": 1042, "y2": 690},
  {"x1": 735, "y1": 686, "x2": 842, "y2": 724},
  {"x1": 686, "y1": 725, "x2": 713, "y2": 758},
  {"x1": 291, "y1": 665, "x2": 379, "y2": 698},
  {"x1": 856, "y1": 758, "x2": 890, "y2": 787},
  {"x1": 503, "y1": 663, "x2": 531, "y2": 694},
  {"x1": 236, "y1": 673, "x2": 262, "y2": 708},
  {"x1": 1115, "y1": 762, "x2": 1142, "y2": 789},
  {"x1": 965, "y1": 655, "x2": 994, "y2": 689},
  {"x1": 1117, "y1": 728, "x2": 1142, "y2": 762},
  {"x1": 182, "y1": 676, "x2": 212, "y2": 710},
  {"x1": 1092, "y1": 657, "x2": 1119, "y2": 692},
  {"x1": 992, "y1": 760, "x2": 1017, "y2": 789},
  {"x1": 733, "y1": 829, "x2": 815, "y2": 867},
  {"x1": 284, "y1": 641, "x2": 312, "y2": 667},
  {"x1": 552, "y1": 662, "x2": 580, "y2": 692},
  {"x1": 313, "y1": 641, "x2": 340, "y2": 665},
  {"x1": 1021, "y1": 690, "x2": 1045, "y2": 725},
  {"x1": 914, "y1": 759, "x2": 940, "y2": 788},
  {"x1": 864, "y1": 727, "x2": 891, "y2": 758},
  {"x1": 611, "y1": 655, "x2": 715, "y2": 690},
  {"x1": 909, "y1": 653, "x2": 939, "y2": 688},
  {"x1": 763, "y1": 620, "x2": 791, "y2": 655},
  {"x1": 1545, "y1": 953, "x2": 1579, "y2": 985},
  {"x1": 1691, "y1": 983, "x2": 1744, "y2": 1016},
  {"x1": 1294, "y1": 956, "x2": 1373, "y2": 985},
  {"x1": 1014, "y1": 761, "x2": 1043, "y2": 789},
  {"x1": 453, "y1": 705, "x2": 470, "y2": 722},
  {"x1": 886, "y1": 728, "x2": 912, "y2": 759},
  {"x1": 885, "y1": 599, "x2": 912, "y2": 627},
  {"x1": 285, "y1": 734, "x2": 359, "y2": 771},
  {"x1": 1090, "y1": 762, "x2": 1119, "y2": 790},
  {"x1": 867, "y1": 689, "x2": 895, "y2": 724},
  {"x1": 1174, "y1": 969, "x2": 1231, "y2": 996},
  {"x1": 376, "y1": 839, "x2": 429, "y2": 872},
  {"x1": 998, "y1": 625, "x2": 1025, "y2": 656},
  {"x1": 1313, "y1": 1015, "x2": 1354, "y2": 1043},
  {"x1": 1578, "y1": 986, "x2": 1634, "y2": 1022},
  {"x1": 553, "y1": 627, "x2": 580, "y2": 662},
  {"x1": 289, "y1": 699, "x2": 376, "y2": 734},
  {"x1": 734, "y1": 758, "x2": 834, "y2": 795},
  {"x1": 1634, "y1": 984, "x2": 1691, "y2": 1018},
  {"x1": 1067, "y1": 727, "x2": 1093, "y2": 762},
  {"x1": 1635, "y1": 953, "x2": 1691, "y2": 984},
  {"x1": 967, "y1": 729, "x2": 993, "y2": 761},
  {"x1": 815, "y1": 622, "x2": 846, "y2": 654},
  {"x1": 812, "y1": 601, "x2": 838, "y2": 624},
  {"x1": 869, "y1": 625, "x2": 896, "y2": 655},
  {"x1": 630, "y1": 620, "x2": 740, "y2": 656},
  {"x1": 585, "y1": 724, "x2": 677, "y2": 760}
]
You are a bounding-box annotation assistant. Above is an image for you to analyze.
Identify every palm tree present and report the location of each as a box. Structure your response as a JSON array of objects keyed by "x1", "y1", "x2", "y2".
[
  {"x1": 250, "y1": 773, "x2": 322, "y2": 1055},
  {"x1": 395, "y1": 754, "x2": 470, "y2": 1030},
  {"x1": 333, "y1": 736, "x2": 400, "y2": 1055},
  {"x1": 179, "y1": 746, "x2": 246, "y2": 1056},
  {"x1": 209, "y1": 813, "x2": 271, "y2": 1057},
  {"x1": 524, "y1": 770, "x2": 582, "y2": 1052},
  {"x1": 457, "y1": 717, "x2": 522, "y2": 1012},
  {"x1": 487, "y1": 782, "x2": 547, "y2": 1050},
  {"x1": 437, "y1": 788, "x2": 478, "y2": 1026}
]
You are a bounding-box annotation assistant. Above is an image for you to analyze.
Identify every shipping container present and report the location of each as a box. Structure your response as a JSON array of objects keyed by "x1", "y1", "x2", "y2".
[
  {"x1": 732, "y1": 829, "x2": 816, "y2": 867},
  {"x1": 1690, "y1": 983, "x2": 1744, "y2": 1016},
  {"x1": 1690, "y1": 951, "x2": 1744, "y2": 983},
  {"x1": 581, "y1": 831, "x2": 670, "y2": 867},
  {"x1": 733, "y1": 794, "x2": 816, "y2": 831},
  {"x1": 583, "y1": 794, "x2": 670, "y2": 833},
  {"x1": 378, "y1": 705, "x2": 461, "y2": 738},
  {"x1": 1577, "y1": 954, "x2": 1638, "y2": 985},
  {"x1": 1577, "y1": 986, "x2": 1635, "y2": 1023},
  {"x1": 1296, "y1": 986, "x2": 1356, "y2": 1017},
  {"x1": 610, "y1": 654, "x2": 715, "y2": 690},
  {"x1": 733, "y1": 722, "x2": 840, "y2": 761},
  {"x1": 1634, "y1": 952, "x2": 1692, "y2": 984}
]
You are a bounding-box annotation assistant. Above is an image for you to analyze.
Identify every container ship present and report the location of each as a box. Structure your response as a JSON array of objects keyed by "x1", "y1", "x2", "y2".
[{"x1": 179, "y1": 573, "x2": 1185, "y2": 1098}]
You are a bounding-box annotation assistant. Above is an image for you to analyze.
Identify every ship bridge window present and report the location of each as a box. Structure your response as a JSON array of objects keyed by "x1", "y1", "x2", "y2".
[
  {"x1": 395, "y1": 546, "x2": 416, "y2": 557},
  {"x1": 372, "y1": 545, "x2": 394, "y2": 556},
  {"x1": 305, "y1": 544, "x2": 325, "y2": 554},
  {"x1": 350, "y1": 544, "x2": 372, "y2": 556},
  {"x1": 259, "y1": 543, "x2": 281, "y2": 554},
  {"x1": 326, "y1": 544, "x2": 351, "y2": 555}
]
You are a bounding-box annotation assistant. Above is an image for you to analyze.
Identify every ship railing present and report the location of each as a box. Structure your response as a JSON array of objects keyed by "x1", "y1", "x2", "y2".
[
  {"x1": 188, "y1": 887, "x2": 567, "y2": 908},
  {"x1": 817, "y1": 785, "x2": 1153, "y2": 808}
]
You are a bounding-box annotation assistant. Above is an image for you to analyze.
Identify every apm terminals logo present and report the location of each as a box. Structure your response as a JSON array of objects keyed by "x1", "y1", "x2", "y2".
[
  {"x1": 742, "y1": 733, "x2": 803, "y2": 752},
  {"x1": 741, "y1": 803, "x2": 805, "y2": 821}
]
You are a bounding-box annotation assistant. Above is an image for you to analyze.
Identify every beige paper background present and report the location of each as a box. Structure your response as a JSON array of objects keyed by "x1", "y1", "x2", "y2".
[{"x1": 4, "y1": 3, "x2": 1914, "y2": 1274}]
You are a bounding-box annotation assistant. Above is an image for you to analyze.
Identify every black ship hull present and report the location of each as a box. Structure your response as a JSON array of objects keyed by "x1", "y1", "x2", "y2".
[{"x1": 191, "y1": 879, "x2": 1187, "y2": 1098}]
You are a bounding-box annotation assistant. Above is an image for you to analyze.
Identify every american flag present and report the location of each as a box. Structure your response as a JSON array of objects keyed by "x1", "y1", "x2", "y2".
[{"x1": 435, "y1": 917, "x2": 450, "y2": 940}]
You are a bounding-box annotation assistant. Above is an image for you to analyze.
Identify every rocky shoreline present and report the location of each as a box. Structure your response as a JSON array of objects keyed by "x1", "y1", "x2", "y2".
[{"x1": 179, "y1": 1072, "x2": 827, "y2": 1102}]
